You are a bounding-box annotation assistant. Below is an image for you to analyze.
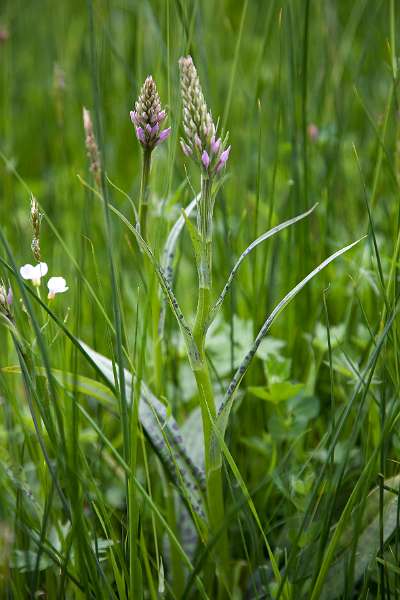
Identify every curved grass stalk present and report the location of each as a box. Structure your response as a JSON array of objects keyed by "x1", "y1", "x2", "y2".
[{"x1": 207, "y1": 203, "x2": 318, "y2": 329}]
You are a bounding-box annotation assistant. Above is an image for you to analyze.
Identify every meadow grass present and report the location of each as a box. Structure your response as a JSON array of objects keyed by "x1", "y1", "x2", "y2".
[{"x1": 1, "y1": 0, "x2": 400, "y2": 598}]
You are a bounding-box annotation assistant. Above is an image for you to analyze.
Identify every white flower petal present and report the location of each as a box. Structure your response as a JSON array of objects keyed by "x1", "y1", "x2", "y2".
[
  {"x1": 47, "y1": 276, "x2": 68, "y2": 295},
  {"x1": 20, "y1": 262, "x2": 48, "y2": 283},
  {"x1": 20, "y1": 264, "x2": 36, "y2": 280},
  {"x1": 34, "y1": 262, "x2": 48, "y2": 278}
]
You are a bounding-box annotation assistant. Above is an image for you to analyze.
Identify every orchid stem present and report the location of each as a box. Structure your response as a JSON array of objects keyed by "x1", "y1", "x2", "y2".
[
  {"x1": 193, "y1": 175, "x2": 230, "y2": 595},
  {"x1": 139, "y1": 148, "x2": 151, "y2": 240}
]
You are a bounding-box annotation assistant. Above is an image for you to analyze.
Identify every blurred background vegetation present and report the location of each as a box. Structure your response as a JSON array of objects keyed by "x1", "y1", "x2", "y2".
[{"x1": 1, "y1": 0, "x2": 400, "y2": 598}]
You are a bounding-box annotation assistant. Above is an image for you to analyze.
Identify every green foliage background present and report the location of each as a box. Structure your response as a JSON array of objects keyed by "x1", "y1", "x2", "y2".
[{"x1": 1, "y1": 0, "x2": 399, "y2": 598}]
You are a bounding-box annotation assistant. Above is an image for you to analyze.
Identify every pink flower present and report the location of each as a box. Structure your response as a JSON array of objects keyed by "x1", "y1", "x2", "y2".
[
  {"x1": 130, "y1": 111, "x2": 139, "y2": 126},
  {"x1": 307, "y1": 123, "x2": 319, "y2": 142},
  {"x1": 136, "y1": 127, "x2": 146, "y2": 143},
  {"x1": 216, "y1": 145, "x2": 231, "y2": 172},
  {"x1": 210, "y1": 136, "x2": 221, "y2": 155},
  {"x1": 180, "y1": 140, "x2": 192, "y2": 156},
  {"x1": 194, "y1": 134, "x2": 202, "y2": 149},
  {"x1": 201, "y1": 150, "x2": 210, "y2": 169},
  {"x1": 157, "y1": 127, "x2": 171, "y2": 145}
]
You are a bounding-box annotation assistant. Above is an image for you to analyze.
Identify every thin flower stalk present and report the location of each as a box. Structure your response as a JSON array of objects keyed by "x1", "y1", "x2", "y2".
[{"x1": 130, "y1": 75, "x2": 171, "y2": 398}]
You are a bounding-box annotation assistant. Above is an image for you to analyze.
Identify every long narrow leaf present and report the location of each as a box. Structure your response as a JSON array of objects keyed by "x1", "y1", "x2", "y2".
[
  {"x1": 207, "y1": 203, "x2": 318, "y2": 328},
  {"x1": 216, "y1": 237, "x2": 365, "y2": 440},
  {"x1": 162, "y1": 195, "x2": 198, "y2": 285},
  {"x1": 297, "y1": 476, "x2": 400, "y2": 599},
  {"x1": 159, "y1": 195, "x2": 198, "y2": 338},
  {"x1": 109, "y1": 204, "x2": 201, "y2": 369},
  {"x1": 0, "y1": 268, "x2": 206, "y2": 521}
]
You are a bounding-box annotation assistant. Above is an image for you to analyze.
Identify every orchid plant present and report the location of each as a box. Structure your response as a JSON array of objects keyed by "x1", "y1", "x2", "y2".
[{"x1": 119, "y1": 56, "x2": 362, "y2": 595}]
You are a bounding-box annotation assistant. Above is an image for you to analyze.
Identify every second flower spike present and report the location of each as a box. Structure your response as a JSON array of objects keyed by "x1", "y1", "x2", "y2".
[
  {"x1": 179, "y1": 55, "x2": 230, "y2": 176},
  {"x1": 130, "y1": 76, "x2": 171, "y2": 151}
]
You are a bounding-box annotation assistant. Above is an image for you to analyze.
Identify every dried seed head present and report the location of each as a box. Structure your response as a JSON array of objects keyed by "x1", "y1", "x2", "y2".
[
  {"x1": 0, "y1": 282, "x2": 6, "y2": 306},
  {"x1": 0, "y1": 280, "x2": 12, "y2": 319},
  {"x1": 31, "y1": 196, "x2": 41, "y2": 238},
  {"x1": 82, "y1": 107, "x2": 102, "y2": 188},
  {"x1": 30, "y1": 195, "x2": 42, "y2": 262},
  {"x1": 130, "y1": 76, "x2": 171, "y2": 150},
  {"x1": 179, "y1": 56, "x2": 230, "y2": 176}
]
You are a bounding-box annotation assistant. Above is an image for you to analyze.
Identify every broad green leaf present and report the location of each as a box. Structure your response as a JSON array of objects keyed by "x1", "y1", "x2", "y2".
[
  {"x1": 2, "y1": 366, "x2": 115, "y2": 408},
  {"x1": 264, "y1": 353, "x2": 292, "y2": 384},
  {"x1": 249, "y1": 382, "x2": 304, "y2": 403},
  {"x1": 79, "y1": 341, "x2": 207, "y2": 521},
  {"x1": 297, "y1": 476, "x2": 400, "y2": 600},
  {"x1": 2, "y1": 353, "x2": 207, "y2": 522},
  {"x1": 313, "y1": 321, "x2": 346, "y2": 353}
]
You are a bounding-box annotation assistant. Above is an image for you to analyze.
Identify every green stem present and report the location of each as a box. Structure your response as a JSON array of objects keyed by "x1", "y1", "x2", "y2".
[
  {"x1": 139, "y1": 148, "x2": 152, "y2": 239},
  {"x1": 138, "y1": 146, "x2": 164, "y2": 394},
  {"x1": 192, "y1": 174, "x2": 230, "y2": 594},
  {"x1": 152, "y1": 287, "x2": 164, "y2": 396}
]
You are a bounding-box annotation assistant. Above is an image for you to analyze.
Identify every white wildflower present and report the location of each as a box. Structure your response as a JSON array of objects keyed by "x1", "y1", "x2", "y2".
[
  {"x1": 47, "y1": 277, "x2": 69, "y2": 300},
  {"x1": 20, "y1": 262, "x2": 48, "y2": 287}
]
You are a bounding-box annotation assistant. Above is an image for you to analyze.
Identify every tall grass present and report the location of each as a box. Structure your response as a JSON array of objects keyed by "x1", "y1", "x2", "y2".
[{"x1": 1, "y1": 0, "x2": 400, "y2": 598}]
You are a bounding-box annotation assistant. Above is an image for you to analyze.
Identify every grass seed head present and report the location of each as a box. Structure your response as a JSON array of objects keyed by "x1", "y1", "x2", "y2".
[
  {"x1": 30, "y1": 195, "x2": 42, "y2": 262},
  {"x1": 82, "y1": 107, "x2": 102, "y2": 189},
  {"x1": 0, "y1": 280, "x2": 12, "y2": 318}
]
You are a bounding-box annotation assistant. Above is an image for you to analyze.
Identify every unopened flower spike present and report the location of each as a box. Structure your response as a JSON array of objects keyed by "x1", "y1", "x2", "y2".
[
  {"x1": 130, "y1": 76, "x2": 170, "y2": 151},
  {"x1": 179, "y1": 55, "x2": 231, "y2": 176}
]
